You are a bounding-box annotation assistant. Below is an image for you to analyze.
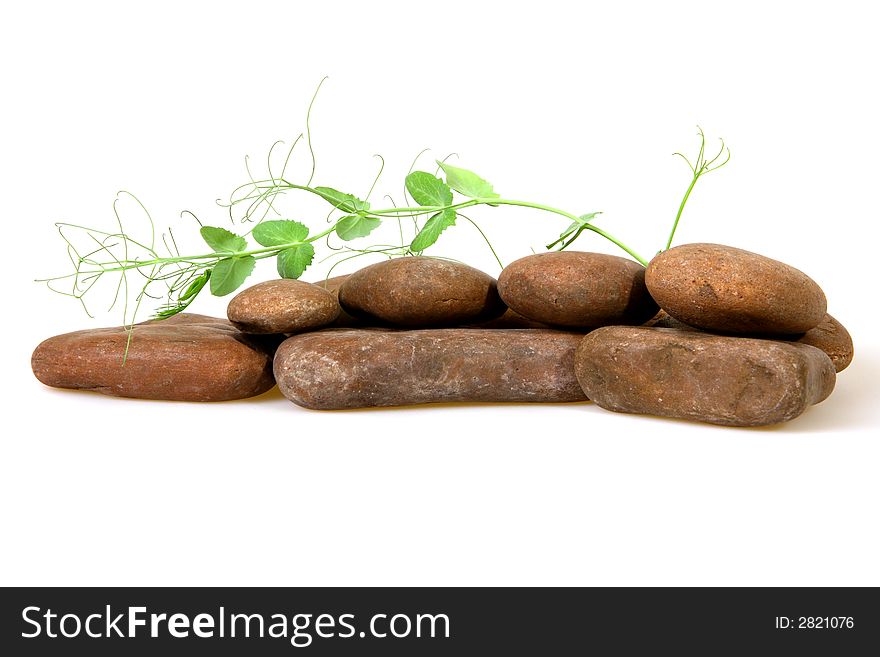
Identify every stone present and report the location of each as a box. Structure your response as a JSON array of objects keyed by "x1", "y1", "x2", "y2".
[
  {"x1": 645, "y1": 243, "x2": 827, "y2": 335},
  {"x1": 274, "y1": 328, "x2": 587, "y2": 409},
  {"x1": 313, "y1": 274, "x2": 349, "y2": 296},
  {"x1": 312, "y1": 274, "x2": 364, "y2": 327},
  {"x1": 575, "y1": 326, "x2": 835, "y2": 426},
  {"x1": 469, "y1": 308, "x2": 553, "y2": 329},
  {"x1": 497, "y1": 251, "x2": 658, "y2": 328},
  {"x1": 338, "y1": 257, "x2": 506, "y2": 327},
  {"x1": 788, "y1": 313, "x2": 854, "y2": 373},
  {"x1": 227, "y1": 279, "x2": 340, "y2": 334},
  {"x1": 642, "y1": 310, "x2": 853, "y2": 373},
  {"x1": 642, "y1": 309, "x2": 696, "y2": 330},
  {"x1": 31, "y1": 314, "x2": 276, "y2": 401}
]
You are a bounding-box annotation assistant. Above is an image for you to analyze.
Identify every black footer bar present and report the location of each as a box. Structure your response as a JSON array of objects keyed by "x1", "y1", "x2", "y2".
[{"x1": 2, "y1": 587, "x2": 877, "y2": 655}]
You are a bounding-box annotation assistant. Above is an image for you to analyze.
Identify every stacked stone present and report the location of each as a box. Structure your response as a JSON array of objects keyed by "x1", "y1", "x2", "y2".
[
  {"x1": 577, "y1": 244, "x2": 850, "y2": 426},
  {"x1": 31, "y1": 244, "x2": 852, "y2": 427}
]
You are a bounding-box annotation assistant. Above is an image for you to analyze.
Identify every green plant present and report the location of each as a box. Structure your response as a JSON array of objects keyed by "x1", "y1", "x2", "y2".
[
  {"x1": 39, "y1": 81, "x2": 727, "y2": 338},
  {"x1": 665, "y1": 126, "x2": 730, "y2": 250}
]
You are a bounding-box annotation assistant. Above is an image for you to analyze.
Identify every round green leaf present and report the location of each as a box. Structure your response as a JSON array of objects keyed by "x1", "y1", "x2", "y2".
[
  {"x1": 209, "y1": 256, "x2": 256, "y2": 296},
  {"x1": 253, "y1": 220, "x2": 309, "y2": 247},
  {"x1": 200, "y1": 226, "x2": 247, "y2": 253},
  {"x1": 335, "y1": 215, "x2": 382, "y2": 241}
]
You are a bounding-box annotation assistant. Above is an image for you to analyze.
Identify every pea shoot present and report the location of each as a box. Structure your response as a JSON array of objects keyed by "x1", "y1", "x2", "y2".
[{"x1": 38, "y1": 80, "x2": 728, "y2": 336}]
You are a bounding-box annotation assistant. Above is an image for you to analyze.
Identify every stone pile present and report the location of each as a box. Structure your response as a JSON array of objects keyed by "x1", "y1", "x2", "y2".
[{"x1": 32, "y1": 244, "x2": 853, "y2": 426}]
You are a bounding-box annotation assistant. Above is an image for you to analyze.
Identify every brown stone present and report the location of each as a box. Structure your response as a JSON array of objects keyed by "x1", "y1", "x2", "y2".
[
  {"x1": 645, "y1": 243, "x2": 827, "y2": 335},
  {"x1": 312, "y1": 274, "x2": 364, "y2": 328},
  {"x1": 642, "y1": 309, "x2": 696, "y2": 330},
  {"x1": 338, "y1": 257, "x2": 506, "y2": 327},
  {"x1": 274, "y1": 328, "x2": 587, "y2": 409},
  {"x1": 227, "y1": 279, "x2": 340, "y2": 334},
  {"x1": 787, "y1": 313, "x2": 854, "y2": 373},
  {"x1": 575, "y1": 326, "x2": 835, "y2": 426},
  {"x1": 497, "y1": 251, "x2": 658, "y2": 328},
  {"x1": 31, "y1": 314, "x2": 276, "y2": 401},
  {"x1": 313, "y1": 274, "x2": 349, "y2": 296},
  {"x1": 468, "y1": 308, "x2": 553, "y2": 329},
  {"x1": 641, "y1": 310, "x2": 853, "y2": 374}
]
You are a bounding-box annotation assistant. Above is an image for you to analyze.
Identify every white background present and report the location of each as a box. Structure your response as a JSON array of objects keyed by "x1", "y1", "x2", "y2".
[{"x1": 1, "y1": 1, "x2": 878, "y2": 586}]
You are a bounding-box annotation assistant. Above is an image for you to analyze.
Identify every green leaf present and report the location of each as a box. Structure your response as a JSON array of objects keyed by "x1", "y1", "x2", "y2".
[
  {"x1": 560, "y1": 212, "x2": 601, "y2": 239},
  {"x1": 252, "y1": 220, "x2": 309, "y2": 247},
  {"x1": 405, "y1": 172, "x2": 453, "y2": 207},
  {"x1": 436, "y1": 161, "x2": 499, "y2": 199},
  {"x1": 180, "y1": 270, "x2": 211, "y2": 302},
  {"x1": 276, "y1": 243, "x2": 315, "y2": 279},
  {"x1": 210, "y1": 256, "x2": 256, "y2": 296},
  {"x1": 335, "y1": 215, "x2": 382, "y2": 241},
  {"x1": 410, "y1": 209, "x2": 456, "y2": 252},
  {"x1": 154, "y1": 270, "x2": 212, "y2": 319},
  {"x1": 200, "y1": 226, "x2": 247, "y2": 253},
  {"x1": 313, "y1": 187, "x2": 370, "y2": 213}
]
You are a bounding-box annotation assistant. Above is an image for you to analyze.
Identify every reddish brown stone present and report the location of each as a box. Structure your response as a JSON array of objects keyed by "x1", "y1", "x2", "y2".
[
  {"x1": 227, "y1": 279, "x2": 339, "y2": 334},
  {"x1": 274, "y1": 328, "x2": 587, "y2": 409},
  {"x1": 788, "y1": 313, "x2": 854, "y2": 373},
  {"x1": 311, "y1": 274, "x2": 366, "y2": 328},
  {"x1": 313, "y1": 274, "x2": 349, "y2": 296},
  {"x1": 645, "y1": 243, "x2": 827, "y2": 335},
  {"x1": 497, "y1": 251, "x2": 658, "y2": 328},
  {"x1": 643, "y1": 310, "x2": 854, "y2": 374},
  {"x1": 31, "y1": 314, "x2": 276, "y2": 401},
  {"x1": 575, "y1": 326, "x2": 835, "y2": 426},
  {"x1": 468, "y1": 308, "x2": 553, "y2": 329},
  {"x1": 642, "y1": 309, "x2": 696, "y2": 330},
  {"x1": 338, "y1": 257, "x2": 506, "y2": 327}
]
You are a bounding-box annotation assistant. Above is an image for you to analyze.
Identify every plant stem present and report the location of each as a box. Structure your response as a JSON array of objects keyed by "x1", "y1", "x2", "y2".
[
  {"x1": 69, "y1": 180, "x2": 648, "y2": 296},
  {"x1": 665, "y1": 174, "x2": 698, "y2": 251},
  {"x1": 82, "y1": 225, "x2": 338, "y2": 275},
  {"x1": 363, "y1": 196, "x2": 648, "y2": 266}
]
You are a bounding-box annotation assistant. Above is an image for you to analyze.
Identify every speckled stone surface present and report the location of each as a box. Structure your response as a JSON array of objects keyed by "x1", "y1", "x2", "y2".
[
  {"x1": 642, "y1": 309, "x2": 697, "y2": 330},
  {"x1": 274, "y1": 328, "x2": 587, "y2": 409},
  {"x1": 497, "y1": 251, "x2": 658, "y2": 328},
  {"x1": 227, "y1": 279, "x2": 340, "y2": 334},
  {"x1": 338, "y1": 258, "x2": 506, "y2": 327},
  {"x1": 313, "y1": 274, "x2": 349, "y2": 296},
  {"x1": 789, "y1": 313, "x2": 853, "y2": 372},
  {"x1": 645, "y1": 243, "x2": 826, "y2": 335},
  {"x1": 312, "y1": 274, "x2": 365, "y2": 328},
  {"x1": 468, "y1": 308, "x2": 553, "y2": 329},
  {"x1": 31, "y1": 314, "x2": 276, "y2": 401},
  {"x1": 575, "y1": 326, "x2": 835, "y2": 426}
]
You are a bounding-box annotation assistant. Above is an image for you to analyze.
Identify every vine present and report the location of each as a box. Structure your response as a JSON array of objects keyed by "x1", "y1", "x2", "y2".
[{"x1": 38, "y1": 81, "x2": 728, "y2": 341}]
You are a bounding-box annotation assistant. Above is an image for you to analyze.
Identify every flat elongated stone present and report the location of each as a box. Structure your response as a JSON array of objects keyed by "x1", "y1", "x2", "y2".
[
  {"x1": 644, "y1": 310, "x2": 854, "y2": 373},
  {"x1": 497, "y1": 251, "x2": 658, "y2": 328},
  {"x1": 274, "y1": 329, "x2": 587, "y2": 409},
  {"x1": 575, "y1": 326, "x2": 835, "y2": 426},
  {"x1": 227, "y1": 279, "x2": 339, "y2": 334},
  {"x1": 789, "y1": 313, "x2": 854, "y2": 373},
  {"x1": 31, "y1": 314, "x2": 276, "y2": 401},
  {"x1": 645, "y1": 243, "x2": 827, "y2": 335},
  {"x1": 338, "y1": 258, "x2": 506, "y2": 327}
]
